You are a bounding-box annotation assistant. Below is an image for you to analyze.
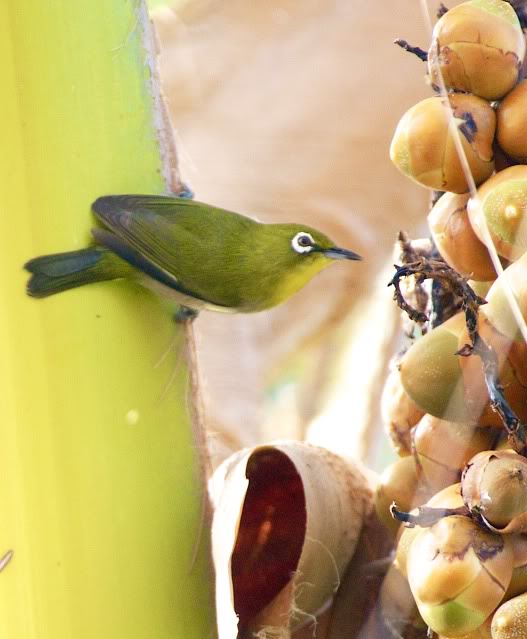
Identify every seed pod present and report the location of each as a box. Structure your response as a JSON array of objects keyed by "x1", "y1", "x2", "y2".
[
  {"x1": 414, "y1": 415, "x2": 497, "y2": 492},
  {"x1": 492, "y1": 591, "x2": 527, "y2": 638},
  {"x1": 375, "y1": 456, "x2": 433, "y2": 536},
  {"x1": 428, "y1": 192, "x2": 498, "y2": 281},
  {"x1": 428, "y1": 0, "x2": 525, "y2": 101},
  {"x1": 485, "y1": 251, "x2": 527, "y2": 343},
  {"x1": 390, "y1": 94, "x2": 495, "y2": 193},
  {"x1": 497, "y1": 81, "x2": 527, "y2": 163},
  {"x1": 399, "y1": 312, "x2": 470, "y2": 422},
  {"x1": 381, "y1": 366, "x2": 425, "y2": 457},
  {"x1": 407, "y1": 515, "x2": 513, "y2": 637},
  {"x1": 395, "y1": 482, "x2": 465, "y2": 578},
  {"x1": 468, "y1": 165, "x2": 527, "y2": 261},
  {"x1": 457, "y1": 313, "x2": 527, "y2": 425},
  {"x1": 462, "y1": 450, "x2": 527, "y2": 533},
  {"x1": 379, "y1": 563, "x2": 427, "y2": 637}
]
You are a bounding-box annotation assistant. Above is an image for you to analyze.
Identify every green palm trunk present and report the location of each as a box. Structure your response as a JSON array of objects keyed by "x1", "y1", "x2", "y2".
[{"x1": 0, "y1": 1, "x2": 215, "y2": 637}]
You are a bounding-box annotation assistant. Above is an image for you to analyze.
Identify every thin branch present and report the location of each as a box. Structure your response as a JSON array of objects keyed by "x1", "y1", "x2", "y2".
[
  {"x1": 394, "y1": 39, "x2": 428, "y2": 61},
  {"x1": 390, "y1": 502, "x2": 469, "y2": 528}
]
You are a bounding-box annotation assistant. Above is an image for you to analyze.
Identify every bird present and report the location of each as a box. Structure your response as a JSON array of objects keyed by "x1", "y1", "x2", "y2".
[{"x1": 25, "y1": 194, "x2": 362, "y2": 316}]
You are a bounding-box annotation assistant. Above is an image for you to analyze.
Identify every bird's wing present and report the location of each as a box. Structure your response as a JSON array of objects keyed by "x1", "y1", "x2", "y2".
[
  {"x1": 92, "y1": 195, "x2": 203, "y2": 275},
  {"x1": 92, "y1": 196, "x2": 237, "y2": 308}
]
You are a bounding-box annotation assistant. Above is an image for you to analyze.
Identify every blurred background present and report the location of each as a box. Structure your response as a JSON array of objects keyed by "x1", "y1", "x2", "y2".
[{"x1": 149, "y1": 0, "x2": 430, "y2": 470}]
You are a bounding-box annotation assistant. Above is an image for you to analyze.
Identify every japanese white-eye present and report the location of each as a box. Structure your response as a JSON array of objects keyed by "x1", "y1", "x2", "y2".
[{"x1": 25, "y1": 195, "x2": 362, "y2": 314}]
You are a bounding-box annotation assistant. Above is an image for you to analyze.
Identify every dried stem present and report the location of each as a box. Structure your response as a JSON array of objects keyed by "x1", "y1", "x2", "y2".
[
  {"x1": 394, "y1": 39, "x2": 428, "y2": 61},
  {"x1": 387, "y1": 257, "x2": 485, "y2": 330},
  {"x1": 390, "y1": 503, "x2": 470, "y2": 528},
  {"x1": 389, "y1": 253, "x2": 527, "y2": 454}
]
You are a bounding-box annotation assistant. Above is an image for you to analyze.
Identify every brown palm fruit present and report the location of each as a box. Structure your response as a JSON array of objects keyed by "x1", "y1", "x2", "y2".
[
  {"x1": 414, "y1": 415, "x2": 497, "y2": 492},
  {"x1": 375, "y1": 456, "x2": 433, "y2": 536},
  {"x1": 497, "y1": 81, "x2": 527, "y2": 163},
  {"x1": 428, "y1": 192, "x2": 498, "y2": 281},
  {"x1": 390, "y1": 94, "x2": 495, "y2": 193},
  {"x1": 407, "y1": 515, "x2": 513, "y2": 637},
  {"x1": 492, "y1": 591, "x2": 527, "y2": 638},
  {"x1": 457, "y1": 313, "x2": 527, "y2": 425},
  {"x1": 485, "y1": 251, "x2": 527, "y2": 343},
  {"x1": 395, "y1": 482, "x2": 465, "y2": 578},
  {"x1": 381, "y1": 366, "x2": 425, "y2": 457},
  {"x1": 428, "y1": 0, "x2": 525, "y2": 101},
  {"x1": 504, "y1": 534, "x2": 527, "y2": 600},
  {"x1": 399, "y1": 312, "x2": 470, "y2": 422},
  {"x1": 379, "y1": 563, "x2": 427, "y2": 638},
  {"x1": 468, "y1": 165, "x2": 527, "y2": 261},
  {"x1": 462, "y1": 450, "x2": 527, "y2": 533}
]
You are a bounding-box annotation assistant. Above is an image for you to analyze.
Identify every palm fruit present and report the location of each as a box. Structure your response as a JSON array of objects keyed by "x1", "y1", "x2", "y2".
[
  {"x1": 496, "y1": 81, "x2": 527, "y2": 163},
  {"x1": 379, "y1": 563, "x2": 427, "y2": 637},
  {"x1": 395, "y1": 483, "x2": 465, "y2": 579},
  {"x1": 428, "y1": 0, "x2": 525, "y2": 101},
  {"x1": 504, "y1": 534, "x2": 527, "y2": 600},
  {"x1": 407, "y1": 515, "x2": 513, "y2": 637},
  {"x1": 381, "y1": 366, "x2": 425, "y2": 457},
  {"x1": 375, "y1": 456, "x2": 433, "y2": 536},
  {"x1": 414, "y1": 415, "x2": 497, "y2": 491},
  {"x1": 484, "y1": 251, "x2": 527, "y2": 342},
  {"x1": 491, "y1": 590, "x2": 527, "y2": 638},
  {"x1": 390, "y1": 94, "x2": 495, "y2": 193},
  {"x1": 439, "y1": 617, "x2": 492, "y2": 638},
  {"x1": 399, "y1": 312, "x2": 470, "y2": 422},
  {"x1": 462, "y1": 450, "x2": 527, "y2": 533},
  {"x1": 457, "y1": 313, "x2": 527, "y2": 425},
  {"x1": 428, "y1": 192, "x2": 497, "y2": 281},
  {"x1": 468, "y1": 165, "x2": 527, "y2": 261}
]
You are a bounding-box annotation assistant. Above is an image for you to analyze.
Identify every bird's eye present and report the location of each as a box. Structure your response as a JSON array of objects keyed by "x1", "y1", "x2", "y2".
[{"x1": 292, "y1": 232, "x2": 315, "y2": 254}]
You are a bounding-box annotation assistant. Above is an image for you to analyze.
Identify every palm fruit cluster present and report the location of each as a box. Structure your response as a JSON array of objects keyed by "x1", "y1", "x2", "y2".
[{"x1": 376, "y1": 1, "x2": 527, "y2": 637}]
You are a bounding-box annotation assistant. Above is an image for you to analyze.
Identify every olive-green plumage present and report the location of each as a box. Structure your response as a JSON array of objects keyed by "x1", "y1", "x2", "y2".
[{"x1": 25, "y1": 195, "x2": 361, "y2": 313}]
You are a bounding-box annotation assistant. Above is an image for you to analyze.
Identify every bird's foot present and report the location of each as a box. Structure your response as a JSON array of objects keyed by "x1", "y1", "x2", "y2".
[
  {"x1": 176, "y1": 183, "x2": 194, "y2": 200},
  {"x1": 174, "y1": 306, "x2": 199, "y2": 323}
]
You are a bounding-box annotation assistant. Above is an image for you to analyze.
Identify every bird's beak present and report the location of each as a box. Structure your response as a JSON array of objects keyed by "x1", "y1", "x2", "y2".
[{"x1": 322, "y1": 246, "x2": 362, "y2": 261}]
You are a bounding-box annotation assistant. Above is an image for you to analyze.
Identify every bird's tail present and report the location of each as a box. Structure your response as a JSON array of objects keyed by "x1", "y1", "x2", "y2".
[{"x1": 25, "y1": 247, "x2": 132, "y2": 298}]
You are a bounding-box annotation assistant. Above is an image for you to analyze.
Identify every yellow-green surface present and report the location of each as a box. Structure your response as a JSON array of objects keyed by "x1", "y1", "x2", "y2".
[{"x1": 0, "y1": 1, "x2": 214, "y2": 637}]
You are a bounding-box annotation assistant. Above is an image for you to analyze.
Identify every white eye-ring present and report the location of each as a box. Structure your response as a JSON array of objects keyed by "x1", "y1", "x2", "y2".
[{"x1": 292, "y1": 232, "x2": 315, "y2": 254}]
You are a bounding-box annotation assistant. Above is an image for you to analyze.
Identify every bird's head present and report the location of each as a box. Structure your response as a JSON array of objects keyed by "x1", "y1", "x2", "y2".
[
  {"x1": 285, "y1": 226, "x2": 362, "y2": 262},
  {"x1": 248, "y1": 222, "x2": 362, "y2": 310}
]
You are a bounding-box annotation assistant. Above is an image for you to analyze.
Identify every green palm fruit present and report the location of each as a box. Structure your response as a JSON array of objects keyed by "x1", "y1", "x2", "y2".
[
  {"x1": 24, "y1": 195, "x2": 362, "y2": 315},
  {"x1": 462, "y1": 450, "x2": 527, "y2": 533},
  {"x1": 428, "y1": 192, "x2": 497, "y2": 281},
  {"x1": 468, "y1": 165, "x2": 527, "y2": 261},
  {"x1": 407, "y1": 515, "x2": 513, "y2": 637},
  {"x1": 428, "y1": 0, "x2": 525, "y2": 101},
  {"x1": 390, "y1": 94, "x2": 495, "y2": 193},
  {"x1": 399, "y1": 312, "x2": 469, "y2": 422}
]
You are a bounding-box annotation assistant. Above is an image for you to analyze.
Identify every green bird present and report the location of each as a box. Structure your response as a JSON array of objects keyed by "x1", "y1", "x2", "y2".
[{"x1": 25, "y1": 195, "x2": 361, "y2": 315}]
